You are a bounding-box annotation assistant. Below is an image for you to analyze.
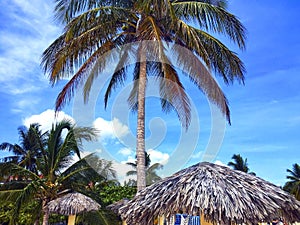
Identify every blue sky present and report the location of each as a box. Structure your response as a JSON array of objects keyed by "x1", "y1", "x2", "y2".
[{"x1": 0, "y1": 0, "x2": 299, "y2": 186}]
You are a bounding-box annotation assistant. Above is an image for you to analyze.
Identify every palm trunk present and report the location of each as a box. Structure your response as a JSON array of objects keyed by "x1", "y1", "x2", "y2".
[
  {"x1": 42, "y1": 200, "x2": 49, "y2": 225},
  {"x1": 136, "y1": 49, "x2": 147, "y2": 192},
  {"x1": 42, "y1": 210, "x2": 49, "y2": 225}
]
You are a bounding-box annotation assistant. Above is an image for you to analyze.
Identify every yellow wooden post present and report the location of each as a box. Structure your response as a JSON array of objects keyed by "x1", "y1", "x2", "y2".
[
  {"x1": 122, "y1": 220, "x2": 127, "y2": 225},
  {"x1": 68, "y1": 215, "x2": 76, "y2": 225},
  {"x1": 159, "y1": 215, "x2": 164, "y2": 225},
  {"x1": 200, "y1": 213, "x2": 213, "y2": 225}
]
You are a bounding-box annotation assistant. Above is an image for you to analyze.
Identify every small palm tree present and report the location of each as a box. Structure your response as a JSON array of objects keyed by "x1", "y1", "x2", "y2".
[
  {"x1": 283, "y1": 163, "x2": 300, "y2": 200},
  {"x1": 227, "y1": 154, "x2": 256, "y2": 176},
  {"x1": 0, "y1": 120, "x2": 100, "y2": 225},
  {"x1": 0, "y1": 123, "x2": 47, "y2": 175},
  {"x1": 126, "y1": 152, "x2": 163, "y2": 186}
]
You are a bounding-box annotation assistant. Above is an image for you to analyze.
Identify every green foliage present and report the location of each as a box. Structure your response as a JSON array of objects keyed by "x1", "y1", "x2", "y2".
[
  {"x1": 0, "y1": 120, "x2": 109, "y2": 225},
  {"x1": 0, "y1": 201, "x2": 12, "y2": 224},
  {"x1": 98, "y1": 183, "x2": 136, "y2": 206},
  {"x1": 283, "y1": 163, "x2": 300, "y2": 200},
  {"x1": 77, "y1": 210, "x2": 120, "y2": 225},
  {"x1": 0, "y1": 200, "x2": 42, "y2": 225},
  {"x1": 227, "y1": 154, "x2": 256, "y2": 176}
]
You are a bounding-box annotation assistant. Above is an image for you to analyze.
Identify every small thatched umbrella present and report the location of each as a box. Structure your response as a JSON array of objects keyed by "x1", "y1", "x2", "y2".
[
  {"x1": 119, "y1": 162, "x2": 300, "y2": 225},
  {"x1": 46, "y1": 192, "x2": 101, "y2": 225}
]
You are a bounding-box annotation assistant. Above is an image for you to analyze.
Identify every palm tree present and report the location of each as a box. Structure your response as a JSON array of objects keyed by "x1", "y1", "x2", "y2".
[
  {"x1": 126, "y1": 152, "x2": 163, "y2": 186},
  {"x1": 0, "y1": 120, "x2": 100, "y2": 225},
  {"x1": 227, "y1": 154, "x2": 256, "y2": 176},
  {"x1": 283, "y1": 163, "x2": 300, "y2": 200},
  {"x1": 0, "y1": 123, "x2": 47, "y2": 175},
  {"x1": 42, "y1": 0, "x2": 246, "y2": 191}
]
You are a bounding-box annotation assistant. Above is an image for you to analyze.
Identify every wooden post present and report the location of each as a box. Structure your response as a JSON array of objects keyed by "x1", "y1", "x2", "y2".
[
  {"x1": 68, "y1": 215, "x2": 76, "y2": 225},
  {"x1": 159, "y1": 215, "x2": 165, "y2": 225},
  {"x1": 122, "y1": 220, "x2": 127, "y2": 225}
]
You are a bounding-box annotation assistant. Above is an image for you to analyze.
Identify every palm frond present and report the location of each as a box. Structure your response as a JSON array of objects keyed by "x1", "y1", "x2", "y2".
[
  {"x1": 172, "y1": 1, "x2": 246, "y2": 49},
  {"x1": 84, "y1": 154, "x2": 117, "y2": 180},
  {"x1": 126, "y1": 171, "x2": 137, "y2": 176},
  {"x1": 172, "y1": 42, "x2": 231, "y2": 124},
  {"x1": 127, "y1": 62, "x2": 141, "y2": 111},
  {"x1": 54, "y1": 0, "x2": 133, "y2": 23},
  {"x1": 0, "y1": 163, "x2": 40, "y2": 181},
  {"x1": 104, "y1": 42, "x2": 137, "y2": 108}
]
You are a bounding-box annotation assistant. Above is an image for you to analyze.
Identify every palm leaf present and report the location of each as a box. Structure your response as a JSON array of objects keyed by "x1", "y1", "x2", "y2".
[
  {"x1": 172, "y1": 1, "x2": 246, "y2": 49},
  {"x1": 172, "y1": 42, "x2": 231, "y2": 123}
]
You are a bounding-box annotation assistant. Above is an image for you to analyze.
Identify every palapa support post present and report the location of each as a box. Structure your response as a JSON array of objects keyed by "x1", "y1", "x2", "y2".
[
  {"x1": 68, "y1": 215, "x2": 76, "y2": 225},
  {"x1": 200, "y1": 213, "x2": 214, "y2": 225},
  {"x1": 159, "y1": 215, "x2": 164, "y2": 225}
]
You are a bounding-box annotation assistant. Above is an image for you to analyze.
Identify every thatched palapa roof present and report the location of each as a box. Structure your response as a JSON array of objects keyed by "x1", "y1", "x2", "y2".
[
  {"x1": 46, "y1": 192, "x2": 101, "y2": 215},
  {"x1": 107, "y1": 198, "x2": 129, "y2": 214},
  {"x1": 118, "y1": 162, "x2": 300, "y2": 224}
]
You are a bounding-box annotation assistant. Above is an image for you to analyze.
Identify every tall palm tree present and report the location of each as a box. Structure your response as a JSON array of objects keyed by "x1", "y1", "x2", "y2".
[
  {"x1": 227, "y1": 154, "x2": 256, "y2": 176},
  {"x1": 0, "y1": 120, "x2": 100, "y2": 225},
  {"x1": 0, "y1": 123, "x2": 47, "y2": 175},
  {"x1": 42, "y1": 0, "x2": 246, "y2": 191},
  {"x1": 283, "y1": 163, "x2": 300, "y2": 200}
]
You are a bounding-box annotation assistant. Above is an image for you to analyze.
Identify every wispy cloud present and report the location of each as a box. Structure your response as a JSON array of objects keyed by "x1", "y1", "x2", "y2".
[
  {"x1": 0, "y1": 0, "x2": 60, "y2": 112},
  {"x1": 118, "y1": 147, "x2": 133, "y2": 156}
]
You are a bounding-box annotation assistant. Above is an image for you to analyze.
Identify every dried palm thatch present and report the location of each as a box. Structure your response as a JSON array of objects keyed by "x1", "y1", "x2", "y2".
[
  {"x1": 46, "y1": 192, "x2": 101, "y2": 215},
  {"x1": 107, "y1": 198, "x2": 129, "y2": 214},
  {"x1": 119, "y1": 162, "x2": 300, "y2": 225}
]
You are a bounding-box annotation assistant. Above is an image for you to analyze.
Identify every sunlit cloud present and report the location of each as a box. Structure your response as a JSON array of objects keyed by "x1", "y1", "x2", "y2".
[
  {"x1": 23, "y1": 109, "x2": 74, "y2": 132},
  {"x1": 93, "y1": 117, "x2": 130, "y2": 140},
  {"x1": 118, "y1": 147, "x2": 133, "y2": 156}
]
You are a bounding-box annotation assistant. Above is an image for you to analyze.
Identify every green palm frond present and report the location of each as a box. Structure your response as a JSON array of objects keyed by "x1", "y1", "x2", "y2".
[
  {"x1": 172, "y1": 1, "x2": 246, "y2": 49},
  {"x1": 0, "y1": 163, "x2": 40, "y2": 181},
  {"x1": 172, "y1": 42, "x2": 231, "y2": 123},
  {"x1": 173, "y1": 19, "x2": 211, "y2": 67},
  {"x1": 127, "y1": 62, "x2": 141, "y2": 111},
  {"x1": 126, "y1": 170, "x2": 137, "y2": 176},
  {"x1": 74, "y1": 126, "x2": 99, "y2": 144},
  {"x1": 193, "y1": 28, "x2": 245, "y2": 83},
  {"x1": 284, "y1": 163, "x2": 300, "y2": 200},
  {"x1": 82, "y1": 41, "x2": 120, "y2": 102},
  {"x1": 54, "y1": 0, "x2": 134, "y2": 24},
  {"x1": 155, "y1": 62, "x2": 191, "y2": 129},
  {"x1": 104, "y1": 42, "x2": 137, "y2": 108}
]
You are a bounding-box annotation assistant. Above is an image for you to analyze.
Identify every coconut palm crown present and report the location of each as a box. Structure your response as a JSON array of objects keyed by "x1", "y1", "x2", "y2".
[
  {"x1": 0, "y1": 120, "x2": 100, "y2": 225},
  {"x1": 284, "y1": 163, "x2": 300, "y2": 200},
  {"x1": 42, "y1": 0, "x2": 246, "y2": 190},
  {"x1": 228, "y1": 154, "x2": 256, "y2": 176}
]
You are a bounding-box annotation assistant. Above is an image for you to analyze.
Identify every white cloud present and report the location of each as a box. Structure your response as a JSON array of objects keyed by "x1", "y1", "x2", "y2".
[
  {"x1": 121, "y1": 155, "x2": 136, "y2": 164},
  {"x1": 112, "y1": 161, "x2": 135, "y2": 184},
  {"x1": 147, "y1": 149, "x2": 169, "y2": 165},
  {"x1": 0, "y1": 0, "x2": 60, "y2": 94},
  {"x1": 93, "y1": 117, "x2": 129, "y2": 140},
  {"x1": 214, "y1": 160, "x2": 228, "y2": 167},
  {"x1": 191, "y1": 150, "x2": 203, "y2": 159},
  {"x1": 23, "y1": 109, "x2": 74, "y2": 132},
  {"x1": 118, "y1": 147, "x2": 133, "y2": 156}
]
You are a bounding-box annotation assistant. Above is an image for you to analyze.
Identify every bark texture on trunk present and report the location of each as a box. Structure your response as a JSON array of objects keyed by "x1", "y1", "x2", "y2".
[
  {"x1": 42, "y1": 200, "x2": 49, "y2": 225},
  {"x1": 42, "y1": 210, "x2": 49, "y2": 225},
  {"x1": 136, "y1": 50, "x2": 147, "y2": 192}
]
